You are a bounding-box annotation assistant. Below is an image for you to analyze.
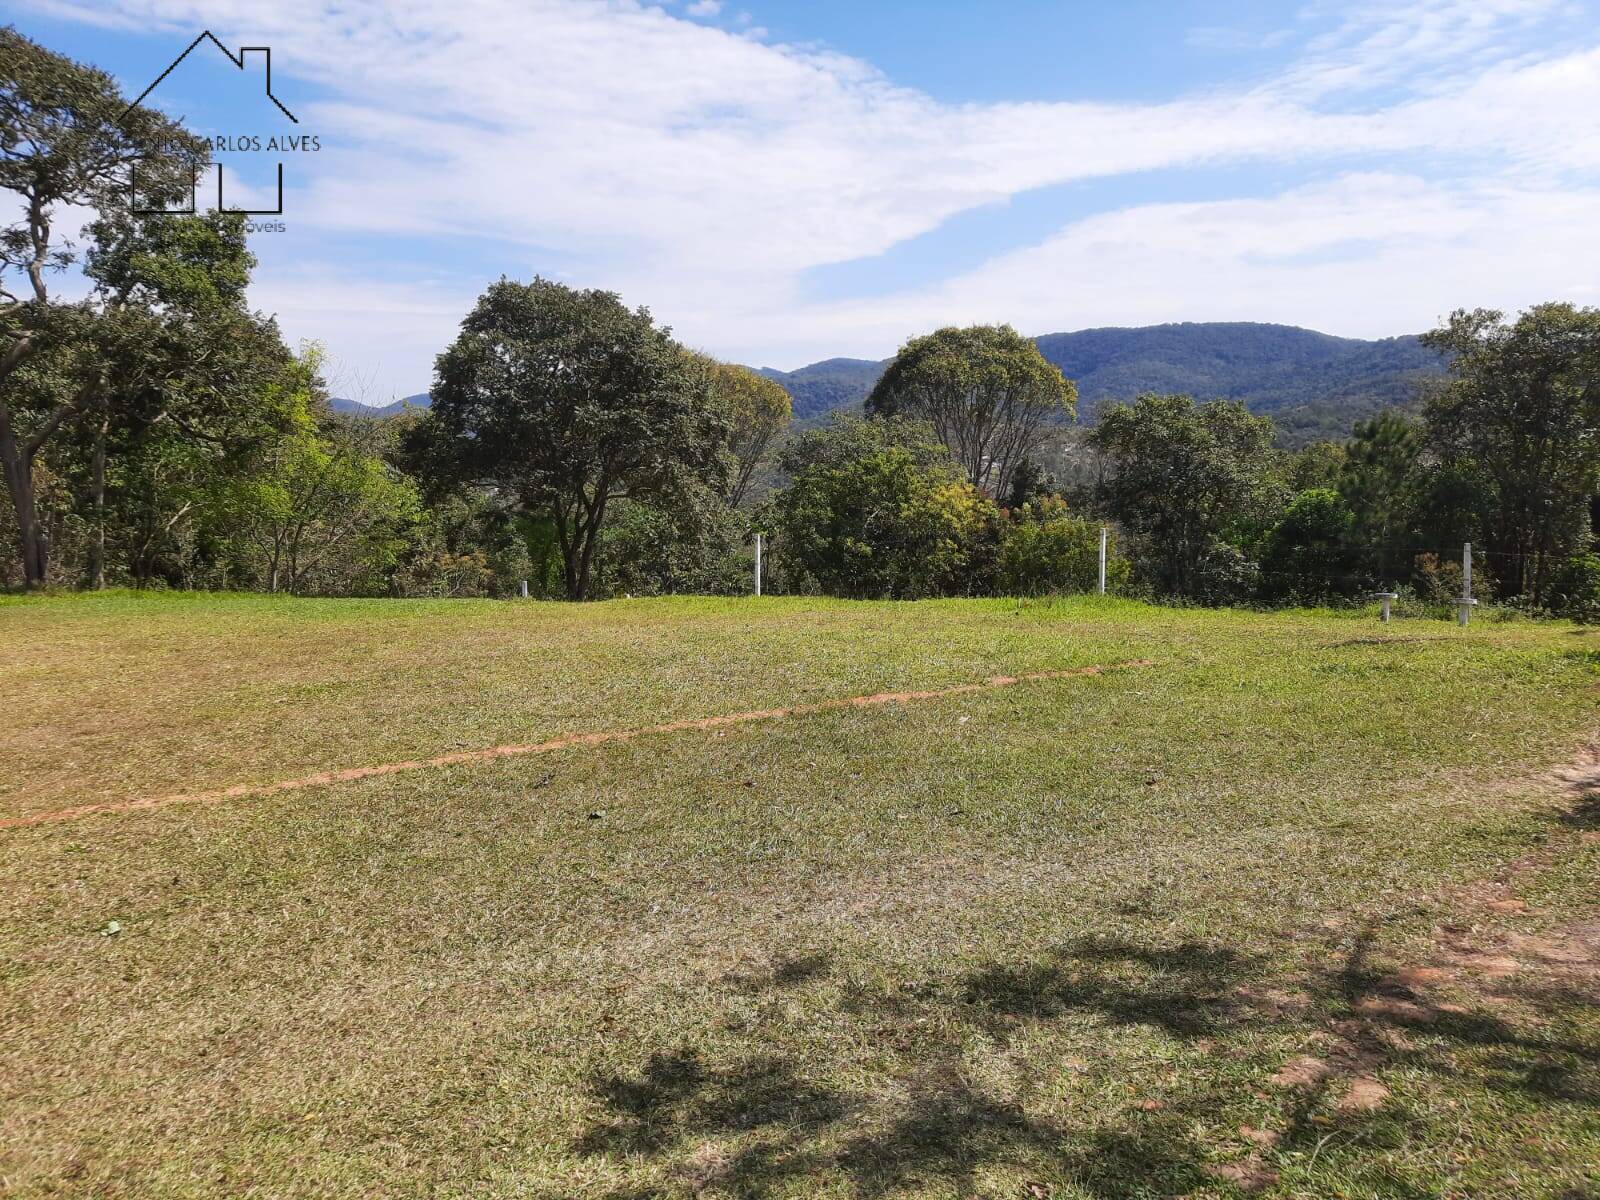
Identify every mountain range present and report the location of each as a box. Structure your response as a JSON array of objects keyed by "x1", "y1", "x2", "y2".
[
  {"x1": 329, "y1": 393, "x2": 433, "y2": 419},
  {"x1": 333, "y1": 322, "x2": 1447, "y2": 445}
]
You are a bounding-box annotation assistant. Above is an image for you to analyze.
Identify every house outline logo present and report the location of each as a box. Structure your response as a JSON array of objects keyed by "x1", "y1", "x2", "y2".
[{"x1": 119, "y1": 31, "x2": 303, "y2": 217}]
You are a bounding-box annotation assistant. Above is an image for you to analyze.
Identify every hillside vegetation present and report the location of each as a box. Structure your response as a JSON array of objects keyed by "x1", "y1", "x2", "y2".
[
  {"x1": 758, "y1": 323, "x2": 1445, "y2": 444},
  {"x1": 339, "y1": 324, "x2": 1446, "y2": 446}
]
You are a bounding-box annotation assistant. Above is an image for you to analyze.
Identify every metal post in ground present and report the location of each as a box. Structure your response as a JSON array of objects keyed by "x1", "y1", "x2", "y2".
[
  {"x1": 520, "y1": 579, "x2": 529, "y2": 600},
  {"x1": 1372, "y1": 592, "x2": 1397, "y2": 622},
  {"x1": 1098, "y1": 526, "x2": 1108, "y2": 595},
  {"x1": 754, "y1": 533, "x2": 763, "y2": 597}
]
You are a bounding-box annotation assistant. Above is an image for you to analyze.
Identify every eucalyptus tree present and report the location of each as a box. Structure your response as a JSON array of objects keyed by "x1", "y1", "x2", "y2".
[
  {"x1": 866, "y1": 324, "x2": 1076, "y2": 500},
  {"x1": 695, "y1": 357, "x2": 790, "y2": 509}
]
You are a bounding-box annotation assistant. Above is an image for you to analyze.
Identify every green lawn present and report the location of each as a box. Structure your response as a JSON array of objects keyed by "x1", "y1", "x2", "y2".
[{"x1": 3, "y1": 592, "x2": 1598, "y2": 1198}]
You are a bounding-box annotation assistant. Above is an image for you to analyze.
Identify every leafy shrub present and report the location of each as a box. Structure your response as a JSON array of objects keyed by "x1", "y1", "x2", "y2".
[
  {"x1": 1260, "y1": 488, "x2": 1358, "y2": 603},
  {"x1": 768, "y1": 418, "x2": 995, "y2": 599},
  {"x1": 999, "y1": 499, "x2": 1127, "y2": 595},
  {"x1": 1413, "y1": 551, "x2": 1494, "y2": 606},
  {"x1": 1190, "y1": 539, "x2": 1261, "y2": 607},
  {"x1": 1549, "y1": 552, "x2": 1600, "y2": 622},
  {"x1": 590, "y1": 491, "x2": 749, "y2": 598}
]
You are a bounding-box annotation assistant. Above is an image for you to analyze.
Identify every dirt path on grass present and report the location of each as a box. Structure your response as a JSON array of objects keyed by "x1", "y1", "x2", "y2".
[{"x1": 0, "y1": 658, "x2": 1154, "y2": 832}]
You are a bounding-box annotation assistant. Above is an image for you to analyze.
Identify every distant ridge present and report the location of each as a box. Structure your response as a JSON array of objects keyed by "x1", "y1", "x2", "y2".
[
  {"x1": 754, "y1": 359, "x2": 885, "y2": 423},
  {"x1": 757, "y1": 322, "x2": 1446, "y2": 444},
  {"x1": 339, "y1": 323, "x2": 1447, "y2": 445},
  {"x1": 330, "y1": 392, "x2": 432, "y2": 419}
]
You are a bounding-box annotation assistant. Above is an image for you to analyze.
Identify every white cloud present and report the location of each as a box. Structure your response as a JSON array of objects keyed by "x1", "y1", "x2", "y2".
[
  {"x1": 685, "y1": 0, "x2": 721, "y2": 17},
  {"x1": 25, "y1": 0, "x2": 1600, "y2": 389}
]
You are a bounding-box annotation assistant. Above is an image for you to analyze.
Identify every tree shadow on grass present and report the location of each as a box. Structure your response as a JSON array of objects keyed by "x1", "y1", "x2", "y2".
[
  {"x1": 573, "y1": 924, "x2": 1599, "y2": 1197},
  {"x1": 959, "y1": 937, "x2": 1252, "y2": 1039},
  {"x1": 576, "y1": 936, "x2": 1267, "y2": 1197},
  {"x1": 577, "y1": 1051, "x2": 850, "y2": 1159}
]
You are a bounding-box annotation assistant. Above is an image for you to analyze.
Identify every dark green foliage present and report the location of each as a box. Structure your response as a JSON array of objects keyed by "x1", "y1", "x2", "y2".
[
  {"x1": 421, "y1": 277, "x2": 730, "y2": 600},
  {"x1": 1548, "y1": 552, "x2": 1600, "y2": 622},
  {"x1": 392, "y1": 488, "x2": 530, "y2": 598},
  {"x1": 1423, "y1": 304, "x2": 1600, "y2": 605},
  {"x1": 1260, "y1": 488, "x2": 1358, "y2": 603},
  {"x1": 1288, "y1": 441, "x2": 1346, "y2": 491},
  {"x1": 1336, "y1": 410, "x2": 1423, "y2": 575},
  {"x1": 1003, "y1": 457, "x2": 1057, "y2": 511},
  {"x1": 590, "y1": 490, "x2": 749, "y2": 598},
  {"x1": 1187, "y1": 538, "x2": 1262, "y2": 607},
  {"x1": 767, "y1": 417, "x2": 994, "y2": 599},
  {"x1": 1089, "y1": 394, "x2": 1283, "y2": 602}
]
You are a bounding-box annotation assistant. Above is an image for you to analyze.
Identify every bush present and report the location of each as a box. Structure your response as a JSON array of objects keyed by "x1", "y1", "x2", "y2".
[
  {"x1": 1190, "y1": 539, "x2": 1261, "y2": 607},
  {"x1": 1413, "y1": 551, "x2": 1494, "y2": 606},
  {"x1": 590, "y1": 492, "x2": 749, "y2": 598},
  {"x1": 1260, "y1": 488, "x2": 1358, "y2": 603},
  {"x1": 1549, "y1": 552, "x2": 1600, "y2": 622},
  {"x1": 768, "y1": 418, "x2": 995, "y2": 599},
  {"x1": 999, "y1": 499, "x2": 1127, "y2": 595},
  {"x1": 392, "y1": 492, "x2": 530, "y2": 598}
]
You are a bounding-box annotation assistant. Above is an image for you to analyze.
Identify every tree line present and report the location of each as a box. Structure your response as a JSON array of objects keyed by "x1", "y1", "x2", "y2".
[{"x1": 3, "y1": 29, "x2": 1598, "y2": 617}]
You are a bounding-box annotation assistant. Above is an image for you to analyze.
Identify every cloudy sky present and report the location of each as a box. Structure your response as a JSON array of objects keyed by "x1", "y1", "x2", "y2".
[{"x1": 10, "y1": 0, "x2": 1600, "y2": 400}]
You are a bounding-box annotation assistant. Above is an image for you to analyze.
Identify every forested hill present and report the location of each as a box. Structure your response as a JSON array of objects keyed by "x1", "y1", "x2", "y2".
[
  {"x1": 329, "y1": 393, "x2": 433, "y2": 418},
  {"x1": 753, "y1": 359, "x2": 886, "y2": 422},
  {"x1": 758, "y1": 323, "x2": 1446, "y2": 444},
  {"x1": 334, "y1": 324, "x2": 1447, "y2": 445}
]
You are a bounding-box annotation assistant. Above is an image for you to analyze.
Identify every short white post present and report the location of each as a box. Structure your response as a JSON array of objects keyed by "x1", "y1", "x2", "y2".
[
  {"x1": 520, "y1": 579, "x2": 529, "y2": 600},
  {"x1": 1371, "y1": 591, "x2": 1397, "y2": 622},
  {"x1": 1457, "y1": 542, "x2": 1477, "y2": 626},
  {"x1": 754, "y1": 533, "x2": 763, "y2": 597},
  {"x1": 1097, "y1": 526, "x2": 1108, "y2": 596}
]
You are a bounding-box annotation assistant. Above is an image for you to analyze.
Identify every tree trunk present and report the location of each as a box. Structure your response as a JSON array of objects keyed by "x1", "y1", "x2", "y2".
[
  {"x1": 87, "y1": 411, "x2": 109, "y2": 589},
  {"x1": 0, "y1": 421, "x2": 48, "y2": 588}
]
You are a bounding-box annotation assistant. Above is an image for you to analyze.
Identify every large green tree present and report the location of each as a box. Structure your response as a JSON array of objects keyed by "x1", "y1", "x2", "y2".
[
  {"x1": 1089, "y1": 393, "x2": 1282, "y2": 600},
  {"x1": 81, "y1": 211, "x2": 299, "y2": 587},
  {"x1": 696, "y1": 358, "x2": 790, "y2": 509},
  {"x1": 768, "y1": 417, "x2": 993, "y2": 599},
  {"x1": 0, "y1": 26, "x2": 206, "y2": 585},
  {"x1": 1422, "y1": 304, "x2": 1600, "y2": 604},
  {"x1": 1336, "y1": 410, "x2": 1422, "y2": 582},
  {"x1": 866, "y1": 324, "x2": 1076, "y2": 500},
  {"x1": 420, "y1": 278, "x2": 730, "y2": 600}
]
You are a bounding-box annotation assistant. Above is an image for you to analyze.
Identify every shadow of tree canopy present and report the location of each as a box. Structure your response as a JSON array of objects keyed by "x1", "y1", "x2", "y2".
[
  {"x1": 572, "y1": 923, "x2": 1600, "y2": 1198},
  {"x1": 959, "y1": 937, "x2": 1252, "y2": 1038}
]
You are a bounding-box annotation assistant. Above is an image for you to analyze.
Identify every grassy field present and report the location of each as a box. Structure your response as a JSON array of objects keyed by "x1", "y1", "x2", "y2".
[{"x1": 2, "y1": 591, "x2": 1598, "y2": 1198}]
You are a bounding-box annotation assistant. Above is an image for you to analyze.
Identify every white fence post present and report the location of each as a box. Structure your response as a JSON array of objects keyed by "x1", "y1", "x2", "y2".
[
  {"x1": 520, "y1": 579, "x2": 528, "y2": 600},
  {"x1": 1457, "y1": 541, "x2": 1477, "y2": 626},
  {"x1": 754, "y1": 533, "x2": 763, "y2": 597},
  {"x1": 1097, "y1": 526, "x2": 1107, "y2": 596}
]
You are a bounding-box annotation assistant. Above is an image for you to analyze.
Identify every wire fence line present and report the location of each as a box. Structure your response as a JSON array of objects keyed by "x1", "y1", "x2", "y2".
[{"x1": 735, "y1": 530, "x2": 1524, "y2": 624}]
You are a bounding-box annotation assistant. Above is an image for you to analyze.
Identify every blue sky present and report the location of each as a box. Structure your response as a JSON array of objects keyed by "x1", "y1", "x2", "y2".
[{"x1": 6, "y1": 0, "x2": 1600, "y2": 400}]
